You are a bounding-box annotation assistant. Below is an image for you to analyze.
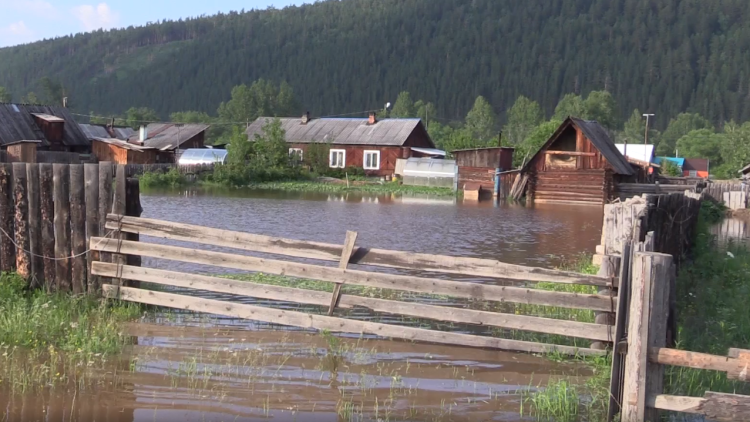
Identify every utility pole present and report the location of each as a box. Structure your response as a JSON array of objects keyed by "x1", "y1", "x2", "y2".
[{"x1": 642, "y1": 113, "x2": 655, "y2": 145}]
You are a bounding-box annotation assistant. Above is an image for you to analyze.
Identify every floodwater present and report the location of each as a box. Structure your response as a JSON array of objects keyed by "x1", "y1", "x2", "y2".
[{"x1": 1, "y1": 188, "x2": 606, "y2": 422}]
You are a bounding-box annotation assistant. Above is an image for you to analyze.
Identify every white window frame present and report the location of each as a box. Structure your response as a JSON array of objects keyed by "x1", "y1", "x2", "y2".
[
  {"x1": 363, "y1": 150, "x2": 381, "y2": 170},
  {"x1": 329, "y1": 149, "x2": 346, "y2": 168},
  {"x1": 289, "y1": 148, "x2": 303, "y2": 161}
]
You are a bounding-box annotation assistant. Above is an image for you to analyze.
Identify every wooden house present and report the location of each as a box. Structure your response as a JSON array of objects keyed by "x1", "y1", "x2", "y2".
[
  {"x1": 126, "y1": 123, "x2": 209, "y2": 163},
  {"x1": 6, "y1": 140, "x2": 40, "y2": 163},
  {"x1": 246, "y1": 112, "x2": 439, "y2": 176},
  {"x1": 0, "y1": 103, "x2": 89, "y2": 153},
  {"x1": 452, "y1": 147, "x2": 514, "y2": 194},
  {"x1": 523, "y1": 117, "x2": 639, "y2": 206},
  {"x1": 91, "y1": 139, "x2": 162, "y2": 165}
]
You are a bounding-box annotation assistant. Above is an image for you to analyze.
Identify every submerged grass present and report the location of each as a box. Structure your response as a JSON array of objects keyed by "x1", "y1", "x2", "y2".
[
  {"x1": 0, "y1": 273, "x2": 142, "y2": 393},
  {"x1": 241, "y1": 180, "x2": 457, "y2": 196}
]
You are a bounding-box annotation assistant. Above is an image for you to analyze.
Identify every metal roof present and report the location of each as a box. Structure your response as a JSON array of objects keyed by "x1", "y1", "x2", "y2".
[
  {"x1": 246, "y1": 117, "x2": 431, "y2": 146},
  {"x1": 31, "y1": 113, "x2": 65, "y2": 123},
  {"x1": 128, "y1": 123, "x2": 210, "y2": 150},
  {"x1": 0, "y1": 103, "x2": 89, "y2": 147},
  {"x1": 93, "y1": 138, "x2": 157, "y2": 151},
  {"x1": 654, "y1": 157, "x2": 685, "y2": 167},
  {"x1": 410, "y1": 147, "x2": 446, "y2": 157},
  {"x1": 78, "y1": 124, "x2": 111, "y2": 140},
  {"x1": 615, "y1": 144, "x2": 655, "y2": 164},
  {"x1": 111, "y1": 127, "x2": 135, "y2": 140}
]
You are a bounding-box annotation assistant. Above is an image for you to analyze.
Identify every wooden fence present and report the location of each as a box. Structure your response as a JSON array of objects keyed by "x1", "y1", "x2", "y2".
[
  {"x1": 91, "y1": 215, "x2": 622, "y2": 356},
  {"x1": 615, "y1": 183, "x2": 697, "y2": 200},
  {"x1": 703, "y1": 182, "x2": 749, "y2": 209},
  {"x1": 0, "y1": 162, "x2": 140, "y2": 292}
]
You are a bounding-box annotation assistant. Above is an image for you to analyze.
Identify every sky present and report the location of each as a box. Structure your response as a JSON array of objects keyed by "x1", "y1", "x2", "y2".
[{"x1": 0, "y1": 0, "x2": 302, "y2": 47}]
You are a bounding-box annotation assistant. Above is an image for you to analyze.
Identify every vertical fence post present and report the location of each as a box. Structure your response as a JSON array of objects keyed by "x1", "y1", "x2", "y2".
[
  {"x1": 69, "y1": 164, "x2": 87, "y2": 294},
  {"x1": 53, "y1": 164, "x2": 71, "y2": 292},
  {"x1": 12, "y1": 163, "x2": 30, "y2": 281},
  {"x1": 98, "y1": 162, "x2": 113, "y2": 280},
  {"x1": 26, "y1": 163, "x2": 42, "y2": 288},
  {"x1": 0, "y1": 163, "x2": 14, "y2": 273},
  {"x1": 84, "y1": 163, "x2": 100, "y2": 294},
  {"x1": 124, "y1": 177, "x2": 142, "y2": 287},
  {"x1": 621, "y1": 251, "x2": 673, "y2": 422},
  {"x1": 607, "y1": 241, "x2": 632, "y2": 421},
  {"x1": 592, "y1": 254, "x2": 619, "y2": 350},
  {"x1": 39, "y1": 163, "x2": 55, "y2": 290},
  {"x1": 328, "y1": 230, "x2": 358, "y2": 316},
  {"x1": 111, "y1": 165, "x2": 127, "y2": 289}
]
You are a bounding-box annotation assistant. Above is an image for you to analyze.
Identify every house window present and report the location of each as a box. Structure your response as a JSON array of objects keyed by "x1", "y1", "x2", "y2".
[
  {"x1": 363, "y1": 150, "x2": 380, "y2": 170},
  {"x1": 289, "y1": 148, "x2": 303, "y2": 161},
  {"x1": 329, "y1": 149, "x2": 346, "y2": 168}
]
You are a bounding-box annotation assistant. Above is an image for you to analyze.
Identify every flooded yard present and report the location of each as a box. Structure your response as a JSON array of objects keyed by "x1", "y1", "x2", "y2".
[{"x1": 1, "y1": 188, "x2": 607, "y2": 421}]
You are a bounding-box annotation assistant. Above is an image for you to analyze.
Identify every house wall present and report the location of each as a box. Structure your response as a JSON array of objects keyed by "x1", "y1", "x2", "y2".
[
  {"x1": 181, "y1": 133, "x2": 205, "y2": 150},
  {"x1": 6, "y1": 143, "x2": 37, "y2": 163},
  {"x1": 92, "y1": 140, "x2": 162, "y2": 164},
  {"x1": 453, "y1": 148, "x2": 514, "y2": 170},
  {"x1": 290, "y1": 143, "x2": 411, "y2": 176}
]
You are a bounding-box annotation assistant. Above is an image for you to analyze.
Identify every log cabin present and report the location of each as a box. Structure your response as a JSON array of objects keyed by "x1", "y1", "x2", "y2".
[
  {"x1": 523, "y1": 117, "x2": 643, "y2": 206},
  {"x1": 246, "y1": 112, "x2": 439, "y2": 177}
]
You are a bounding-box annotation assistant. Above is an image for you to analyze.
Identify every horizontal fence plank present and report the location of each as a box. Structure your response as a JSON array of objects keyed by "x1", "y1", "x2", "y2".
[
  {"x1": 649, "y1": 392, "x2": 750, "y2": 422},
  {"x1": 93, "y1": 262, "x2": 614, "y2": 341},
  {"x1": 649, "y1": 347, "x2": 750, "y2": 381},
  {"x1": 102, "y1": 285, "x2": 605, "y2": 356},
  {"x1": 104, "y1": 214, "x2": 614, "y2": 287},
  {"x1": 90, "y1": 237, "x2": 616, "y2": 311}
]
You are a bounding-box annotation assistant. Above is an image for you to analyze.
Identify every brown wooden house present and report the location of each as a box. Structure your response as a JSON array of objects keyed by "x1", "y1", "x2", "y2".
[
  {"x1": 246, "y1": 113, "x2": 438, "y2": 176},
  {"x1": 91, "y1": 139, "x2": 162, "y2": 165},
  {"x1": 126, "y1": 123, "x2": 209, "y2": 163},
  {"x1": 523, "y1": 117, "x2": 639, "y2": 206}
]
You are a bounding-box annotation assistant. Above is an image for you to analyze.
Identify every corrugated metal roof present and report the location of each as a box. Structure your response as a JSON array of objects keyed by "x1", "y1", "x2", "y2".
[
  {"x1": 128, "y1": 123, "x2": 209, "y2": 150},
  {"x1": 246, "y1": 117, "x2": 429, "y2": 146},
  {"x1": 78, "y1": 124, "x2": 111, "y2": 140},
  {"x1": 615, "y1": 144, "x2": 655, "y2": 163},
  {"x1": 0, "y1": 103, "x2": 89, "y2": 147},
  {"x1": 111, "y1": 127, "x2": 135, "y2": 140},
  {"x1": 572, "y1": 118, "x2": 633, "y2": 175},
  {"x1": 94, "y1": 138, "x2": 156, "y2": 151}
]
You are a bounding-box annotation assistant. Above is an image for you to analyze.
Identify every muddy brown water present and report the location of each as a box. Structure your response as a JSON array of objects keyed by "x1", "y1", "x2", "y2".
[{"x1": 1, "y1": 188, "x2": 605, "y2": 421}]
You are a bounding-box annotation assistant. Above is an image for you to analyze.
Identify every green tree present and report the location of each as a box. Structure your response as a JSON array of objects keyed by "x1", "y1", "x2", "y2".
[
  {"x1": 217, "y1": 79, "x2": 298, "y2": 125},
  {"x1": 583, "y1": 91, "x2": 618, "y2": 129},
  {"x1": 661, "y1": 160, "x2": 683, "y2": 177},
  {"x1": 170, "y1": 111, "x2": 213, "y2": 123},
  {"x1": 390, "y1": 91, "x2": 416, "y2": 118},
  {"x1": 226, "y1": 127, "x2": 252, "y2": 165},
  {"x1": 441, "y1": 128, "x2": 486, "y2": 156},
  {"x1": 125, "y1": 107, "x2": 159, "y2": 129},
  {"x1": 0, "y1": 87, "x2": 11, "y2": 103},
  {"x1": 415, "y1": 100, "x2": 437, "y2": 128},
  {"x1": 39, "y1": 77, "x2": 63, "y2": 105},
  {"x1": 252, "y1": 118, "x2": 289, "y2": 168},
  {"x1": 675, "y1": 129, "x2": 724, "y2": 165},
  {"x1": 656, "y1": 113, "x2": 713, "y2": 156},
  {"x1": 22, "y1": 92, "x2": 39, "y2": 104},
  {"x1": 553, "y1": 94, "x2": 585, "y2": 120},
  {"x1": 514, "y1": 119, "x2": 561, "y2": 167},
  {"x1": 503, "y1": 95, "x2": 543, "y2": 145},
  {"x1": 621, "y1": 109, "x2": 659, "y2": 145},
  {"x1": 720, "y1": 121, "x2": 750, "y2": 176},
  {"x1": 427, "y1": 122, "x2": 455, "y2": 151},
  {"x1": 465, "y1": 96, "x2": 498, "y2": 143},
  {"x1": 306, "y1": 141, "x2": 331, "y2": 174}
]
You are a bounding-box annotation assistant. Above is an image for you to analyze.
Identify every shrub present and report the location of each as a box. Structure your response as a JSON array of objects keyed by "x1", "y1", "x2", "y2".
[{"x1": 138, "y1": 168, "x2": 187, "y2": 188}]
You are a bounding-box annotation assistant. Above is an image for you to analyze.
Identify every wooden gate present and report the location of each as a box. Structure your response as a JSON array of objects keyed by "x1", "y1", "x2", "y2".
[{"x1": 91, "y1": 215, "x2": 621, "y2": 356}]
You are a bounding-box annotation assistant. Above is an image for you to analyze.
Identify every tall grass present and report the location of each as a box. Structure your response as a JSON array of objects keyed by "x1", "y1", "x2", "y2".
[
  {"x1": 242, "y1": 180, "x2": 457, "y2": 196},
  {"x1": 139, "y1": 168, "x2": 188, "y2": 188}
]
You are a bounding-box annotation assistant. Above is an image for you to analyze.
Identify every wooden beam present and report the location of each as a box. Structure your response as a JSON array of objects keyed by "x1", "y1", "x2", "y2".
[
  {"x1": 92, "y1": 262, "x2": 615, "y2": 341},
  {"x1": 26, "y1": 163, "x2": 42, "y2": 289},
  {"x1": 544, "y1": 151, "x2": 597, "y2": 157},
  {"x1": 39, "y1": 163, "x2": 55, "y2": 290},
  {"x1": 0, "y1": 164, "x2": 13, "y2": 273},
  {"x1": 90, "y1": 237, "x2": 616, "y2": 311},
  {"x1": 104, "y1": 214, "x2": 614, "y2": 287},
  {"x1": 329, "y1": 230, "x2": 357, "y2": 316},
  {"x1": 12, "y1": 163, "x2": 30, "y2": 280},
  {"x1": 69, "y1": 164, "x2": 87, "y2": 294},
  {"x1": 53, "y1": 164, "x2": 71, "y2": 292},
  {"x1": 102, "y1": 285, "x2": 605, "y2": 356},
  {"x1": 607, "y1": 242, "x2": 632, "y2": 422},
  {"x1": 84, "y1": 163, "x2": 100, "y2": 293},
  {"x1": 649, "y1": 348, "x2": 750, "y2": 381},
  {"x1": 649, "y1": 392, "x2": 750, "y2": 421}
]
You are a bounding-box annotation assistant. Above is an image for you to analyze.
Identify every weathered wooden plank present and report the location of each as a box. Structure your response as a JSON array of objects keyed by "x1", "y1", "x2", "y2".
[
  {"x1": 92, "y1": 262, "x2": 615, "y2": 341},
  {"x1": 102, "y1": 285, "x2": 605, "y2": 356},
  {"x1": 329, "y1": 230, "x2": 357, "y2": 315},
  {"x1": 39, "y1": 163, "x2": 55, "y2": 290},
  {"x1": 607, "y1": 242, "x2": 632, "y2": 422},
  {"x1": 649, "y1": 348, "x2": 750, "y2": 381},
  {"x1": 650, "y1": 392, "x2": 750, "y2": 421},
  {"x1": 90, "y1": 237, "x2": 616, "y2": 311},
  {"x1": 26, "y1": 163, "x2": 42, "y2": 288},
  {"x1": 53, "y1": 164, "x2": 71, "y2": 291},
  {"x1": 0, "y1": 163, "x2": 13, "y2": 272},
  {"x1": 69, "y1": 164, "x2": 86, "y2": 294},
  {"x1": 104, "y1": 214, "x2": 614, "y2": 287},
  {"x1": 644, "y1": 253, "x2": 673, "y2": 422},
  {"x1": 592, "y1": 254, "x2": 618, "y2": 350},
  {"x1": 12, "y1": 163, "x2": 30, "y2": 280},
  {"x1": 110, "y1": 165, "x2": 127, "y2": 289},
  {"x1": 98, "y1": 162, "x2": 113, "y2": 273},
  {"x1": 84, "y1": 164, "x2": 100, "y2": 293}
]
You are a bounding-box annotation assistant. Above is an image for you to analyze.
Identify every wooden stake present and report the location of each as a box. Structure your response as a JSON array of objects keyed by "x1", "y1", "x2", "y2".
[
  {"x1": 53, "y1": 164, "x2": 71, "y2": 292},
  {"x1": 0, "y1": 163, "x2": 13, "y2": 273},
  {"x1": 607, "y1": 241, "x2": 632, "y2": 421},
  {"x1": 12, "y1": 163, "x2": 30, "y2": 280},
  {"x1": 39, "y1": 163, "x2": 55, "y2": 290},
  {"x1": 26, "y1": 163, "x2": 43, "y2": 288},
  {"x1": 328, "y1": 230, "x2": 357, "y2": 315},
  {"x1": 84, "y1": 163, "x2": 100, "y2": 293},
  {"x1": 69, "y1": 164, "x2": 87, "y2": 294}
]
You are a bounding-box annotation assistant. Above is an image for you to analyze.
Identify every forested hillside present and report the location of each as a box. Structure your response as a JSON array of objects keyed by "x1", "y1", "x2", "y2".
[{"x1": 1, "y1": 0, "x2": 749, "y2": 129}]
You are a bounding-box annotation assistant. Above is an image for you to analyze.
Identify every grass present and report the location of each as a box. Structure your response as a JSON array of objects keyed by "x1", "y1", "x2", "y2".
[
  {"x1": 0, "y1": 273, "x2": 142, "y2": 393},
  {"x1": 241, "y1": 180, "x2": 457, "y2": 196},
  {"x1": 138, "y1": 168, "x2": 189, "y2": 188}
]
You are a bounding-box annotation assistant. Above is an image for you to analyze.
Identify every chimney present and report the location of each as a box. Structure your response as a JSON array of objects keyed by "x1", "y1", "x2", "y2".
[
  {"x1": 301, "y1": 111, "x2": 310, "y2": 124},
  {"x1": 368, "y1": 111, "x2": 377, "y2": 125},
  {"x1": 139, "y1": 125, "x2": 148, "y2": 142}
]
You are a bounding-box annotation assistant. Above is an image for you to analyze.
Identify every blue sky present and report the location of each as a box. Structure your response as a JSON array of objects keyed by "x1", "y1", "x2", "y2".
[{"x1": 0, "y1": 0, "x2": 302, "y2": 47}]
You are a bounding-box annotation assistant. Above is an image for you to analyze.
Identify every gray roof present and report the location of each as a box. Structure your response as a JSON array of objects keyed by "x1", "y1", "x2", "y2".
[
  {"x1": 0, "y1": 103, "x2": 89, "y2": 147},
  {"x1": 112, "y1": 127, "x2": 135, "y2": 140},
  {"x1": 128, "y1": 123, "x2": 209, "y2": 150},
  {"x1": 246, "y1": 117, "x2": 430, "y2": 146},
  {"x1": 572, "y1": 118, "x2": 633, "y2": 175},
  {"x1": 79, "y1": 124, "x2": 135, "y2": 141}
]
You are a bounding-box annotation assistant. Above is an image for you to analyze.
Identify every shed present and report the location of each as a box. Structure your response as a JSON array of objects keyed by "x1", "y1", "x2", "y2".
[
  {"x1": 6, "y1": 140, "x2": 40, "y2": 163},
  {"x1": 91, "y1": 139, "x2": 163, "y2": 164},
  {"x1": 523, "y1": 117, "x2": 638, "y2": 206},
  {"x1": 452, "y1": 147, "x2": 515, "y2": 193}
]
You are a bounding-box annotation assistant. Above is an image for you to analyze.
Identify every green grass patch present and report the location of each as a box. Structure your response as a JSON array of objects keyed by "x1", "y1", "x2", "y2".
[
  {"x1": 241, "y1": 180, "x2": 457, "y2": 196},
  {"x1": 0, "y1": 273, "x2": 142, "y2": 392},
  {"x1": 138, "y1": 168, "x2": 190, "y2": 188}
]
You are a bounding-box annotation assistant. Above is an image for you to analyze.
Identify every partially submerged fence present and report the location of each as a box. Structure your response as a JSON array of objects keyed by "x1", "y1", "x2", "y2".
[
  {"x1": 0, "y1": 162, "x2": 140, "y2": 292},
  {"x1": 703, "y1": 182, "x2": 749, "y2": 210},
  {"x1": 91, "y1": 215, "x2": 620, "y2": 356}
]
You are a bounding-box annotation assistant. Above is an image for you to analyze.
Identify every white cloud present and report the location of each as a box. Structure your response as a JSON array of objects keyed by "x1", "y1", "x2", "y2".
[
  {"x1": 0, "y1": 0, "x2": 57, "y2": 19},
  {"x1": 0, "y1": 20, "x2": 35, "y2": 47},
  {"x1": 4, "y1": 21, "x2": 32, "y2": 36},
  {"x1": 72, "y1": 3, "x2": 120, "y2": 31}
]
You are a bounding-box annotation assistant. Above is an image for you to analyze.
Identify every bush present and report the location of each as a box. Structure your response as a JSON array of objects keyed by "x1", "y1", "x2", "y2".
[
  {"x1": 138, "y1": 168, "x2": 188, "y2": 188},
  {"x1": 322, "y1": 166, "x2": 366, "y2": 179}
]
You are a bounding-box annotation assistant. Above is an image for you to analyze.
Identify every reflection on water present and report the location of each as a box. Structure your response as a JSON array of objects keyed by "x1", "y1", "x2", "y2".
[
  {"x1": 140, "y1": 186, "x2": 603, "y2": 269},
  {"x1": 710, "y1": 217, "x2": 750, "y2": 247}
]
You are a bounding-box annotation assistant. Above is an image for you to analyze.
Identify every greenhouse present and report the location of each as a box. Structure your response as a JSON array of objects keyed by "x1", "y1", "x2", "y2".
[
  {"x1": 402, "y1": 158, "x2": 456, "y2": 189},
  {"x1": 178, "y1": 148, "x2": 228, "y2": 165}
]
